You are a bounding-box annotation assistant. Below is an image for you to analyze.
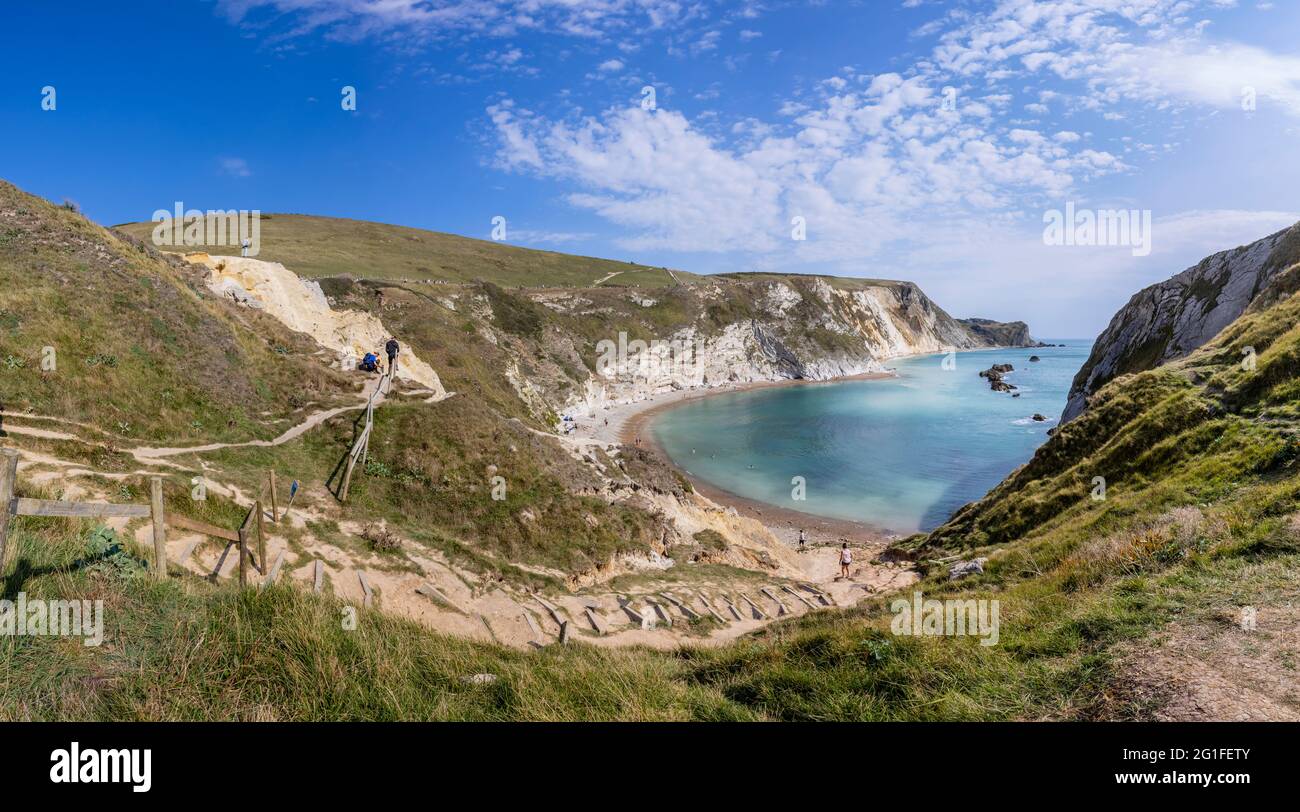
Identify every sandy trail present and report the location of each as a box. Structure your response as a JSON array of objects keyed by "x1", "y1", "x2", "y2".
[{"x1": 0, "y1": 422, "x2": 81, "y2": 442}]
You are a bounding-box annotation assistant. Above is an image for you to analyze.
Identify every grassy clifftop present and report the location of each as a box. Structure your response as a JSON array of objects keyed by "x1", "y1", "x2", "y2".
[{"x1": 113, "y1": 214, "x2": 695, "y2": 289}]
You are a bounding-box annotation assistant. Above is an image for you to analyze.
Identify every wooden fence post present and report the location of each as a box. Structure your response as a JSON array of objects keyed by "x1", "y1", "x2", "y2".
[
  {"x1": 150, "y1": 476, "x2": 167, "y2": 579},
  {"x1": 269, "y1": 471, "x2": 279, "y2": 524},
  {"x1": 237, "y1": 524, "x2": 248, "y2": 588},
  {"x1": 0, "y1": 449, "x2": 18, "y2": 574},
  {"x1": 255, "y1": 500, "x2": 267, "y2": 576}
]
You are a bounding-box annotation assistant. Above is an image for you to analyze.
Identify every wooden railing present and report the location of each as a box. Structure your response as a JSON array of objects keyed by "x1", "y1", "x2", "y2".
[
  {"x1": 1, "y1": 449, "x2": 168, "y2": 579},
  {"x1": 2, "y1": 448, "x2": 283, "y2": 588},
  {"x1": 339, "y1": 370, "x2": 390, "y2": 502}
]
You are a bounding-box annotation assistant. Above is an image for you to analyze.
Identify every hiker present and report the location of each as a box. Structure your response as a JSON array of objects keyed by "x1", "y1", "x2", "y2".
[
  {"x1": 359, "y1": 351, "x2": 380, "y2": 373},
  {"x1": 839, "y1": 543, "x2": 852, "y2": 578},
  {"x1": 798, "y1": 528, "x2": 807, "y2": 553},
  {"x1": 241, "y1": 237, "x2": 251, "y2": 257},
  {"x1": 385, "y1": 338, "x2": 400, "y2": 375},
  {"x1": 375, "y1": 288, "x2": 385, "y2": 309}
]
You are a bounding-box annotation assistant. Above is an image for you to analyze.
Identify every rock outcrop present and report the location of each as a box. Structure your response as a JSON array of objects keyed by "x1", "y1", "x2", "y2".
[
  {"x1": 958, "y1": 318, "x2": 1042, "y2": 348},
  {"x1": 1062, "y1": 221, "x2": 1300, "y2": 422},
  {"x1": 979, "y1": 363, "x2": 1016, "y2": 393}
]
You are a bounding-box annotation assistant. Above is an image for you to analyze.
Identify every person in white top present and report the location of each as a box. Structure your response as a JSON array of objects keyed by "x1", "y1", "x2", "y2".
[{"x1": 839, "y1": 543, "x2": 852, "y2": 578}]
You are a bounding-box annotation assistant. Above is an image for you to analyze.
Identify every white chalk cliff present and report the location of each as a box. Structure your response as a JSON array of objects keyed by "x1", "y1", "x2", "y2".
[{"x1": 186, "y1": 253, "x2": 447, "y2": 397}]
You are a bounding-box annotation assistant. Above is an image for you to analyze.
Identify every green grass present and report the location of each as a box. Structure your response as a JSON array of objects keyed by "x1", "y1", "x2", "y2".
[{"x1": 3, "y1": 476, "x2": 1295, "y2": 720}]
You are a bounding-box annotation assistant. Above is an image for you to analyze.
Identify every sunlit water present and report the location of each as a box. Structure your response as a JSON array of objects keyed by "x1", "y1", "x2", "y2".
[{"x1": 650, "y1": 340, "x2": 1091, "y2": 534}]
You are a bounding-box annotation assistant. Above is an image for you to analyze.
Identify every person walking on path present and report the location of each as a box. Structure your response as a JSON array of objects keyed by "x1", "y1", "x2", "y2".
[
  {"x1": 839, "y1": 543, "x2": 852, "y2": 578},
  {"x1": 798, "y1": 528, "x2": 807, "y2": 553},
  {"x1": 385, "y1": 338, "x2": 400, "y2": 376}
]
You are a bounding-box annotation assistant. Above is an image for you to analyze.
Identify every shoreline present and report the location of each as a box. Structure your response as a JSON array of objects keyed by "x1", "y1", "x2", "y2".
[{"x1": 613, "y1": 371, "x2": 903, "y2": 548}]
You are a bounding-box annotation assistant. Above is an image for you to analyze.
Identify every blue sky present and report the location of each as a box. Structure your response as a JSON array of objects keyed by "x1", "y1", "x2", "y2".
[{"x1": 3, "y1": 1, "x2": 1300, "y2": 336}]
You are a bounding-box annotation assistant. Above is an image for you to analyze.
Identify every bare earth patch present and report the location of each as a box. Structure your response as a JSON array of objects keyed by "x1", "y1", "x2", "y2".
[{"x1": 1117, "y1": 602, "x2": 1300, "y2": 721}]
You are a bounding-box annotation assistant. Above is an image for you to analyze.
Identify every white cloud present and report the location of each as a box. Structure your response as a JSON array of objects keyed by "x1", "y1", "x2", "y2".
[
  {"x1": 927, "y1": 1, "x2": 1300, "y2": 117},
  {"x1": 219, "y1": 157, "x2": 252, "y2": 177},
  {"x1": 486, "y1": 71, "x2": 1128, "y2": 260},
  {"x1": 215, "y1": 0, "x2": 714, "y2": 41}
]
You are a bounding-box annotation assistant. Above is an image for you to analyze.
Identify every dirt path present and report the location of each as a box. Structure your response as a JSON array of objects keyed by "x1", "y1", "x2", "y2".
[{"x1": 128, "y1": 376, "x2": 389, "y2": 462}]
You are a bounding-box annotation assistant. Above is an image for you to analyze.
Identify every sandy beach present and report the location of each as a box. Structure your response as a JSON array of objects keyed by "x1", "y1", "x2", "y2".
[{"x1": 565, "y1": 371, "x2": 905, "y2": 552}]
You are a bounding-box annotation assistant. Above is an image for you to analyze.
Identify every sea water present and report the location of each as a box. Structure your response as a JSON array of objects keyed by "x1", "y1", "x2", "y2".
[{"x1": 650, "y1": 340, "x2": 1091, "y2": 534}]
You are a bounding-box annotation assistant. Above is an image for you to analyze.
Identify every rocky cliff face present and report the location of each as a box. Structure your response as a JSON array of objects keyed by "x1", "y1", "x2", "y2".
[{"x1": 1062, "y1": 222, "x2": 1300, "y2": 422}]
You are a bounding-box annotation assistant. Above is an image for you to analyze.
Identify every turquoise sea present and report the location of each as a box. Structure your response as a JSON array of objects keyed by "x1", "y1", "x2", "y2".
[{"x1": 650, "y1": 340, "x2": 1091, "y2": 534}]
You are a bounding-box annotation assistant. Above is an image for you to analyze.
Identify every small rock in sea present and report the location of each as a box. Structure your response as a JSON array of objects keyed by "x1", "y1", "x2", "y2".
[
  {"x1": 1029, "y1": 355, "x2": 1041, "y2": 362},
  {"x1": 1012, "y1": 393, "x2": 1021, "y2": 398},
  {"x1": 1032, "y1": 413, "x2": 1047, "y2": 422},
  {"x1": 979, "y1": 364, "x2": 1017, "y2": 392},
  {"x1": 948, "y1": 557, "x2": 988, "y2": 581},
  {"x1": 461, "y1": 673, "x2": 498, "y2": 685}
]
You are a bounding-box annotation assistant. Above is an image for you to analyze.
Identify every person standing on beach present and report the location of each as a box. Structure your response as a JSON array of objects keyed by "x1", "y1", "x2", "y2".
[
  {"x1": 798, "y1": 529, "x2": 807, "y2": 553},
  {"x1": 839, "y1": 543, "x2": 852, "y2": 578}
]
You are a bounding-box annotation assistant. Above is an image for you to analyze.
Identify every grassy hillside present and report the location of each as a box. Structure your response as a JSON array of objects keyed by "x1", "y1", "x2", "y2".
[
  {"x1": 0, "y1": 183, "x2": 355, "y2": 444},
  {"x1": 113, "y1": 214, "x2": 698, "y2": 289},
  {"x1": 7, "y1": 264, "x2": 1299, "y2": 720},
  {"x1": 0, "y1": 181, "x2": 704, "y2": 595}
]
